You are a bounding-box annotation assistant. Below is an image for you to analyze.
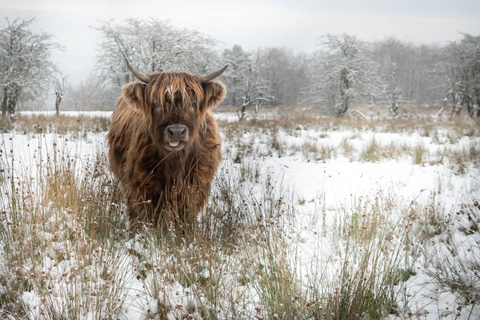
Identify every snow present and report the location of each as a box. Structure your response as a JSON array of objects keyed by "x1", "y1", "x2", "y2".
[
  {"x1": 1, "y1": 111, "x2": 479, "y2": 319},
  {"x1": 18, "y1": 111, "x2": 112, "y2": 118}
]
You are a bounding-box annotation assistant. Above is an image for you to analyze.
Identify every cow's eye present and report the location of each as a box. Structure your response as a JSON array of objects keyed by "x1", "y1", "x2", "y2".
[
  {"x1": 152, "y1": 102, "x2": 159, "y2": 108},
  {"x1": 191, "y1": 102, "x2": 197, "y2": 109}
]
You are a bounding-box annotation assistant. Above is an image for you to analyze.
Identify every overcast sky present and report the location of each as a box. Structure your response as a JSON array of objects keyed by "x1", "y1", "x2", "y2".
[{"x1": 1, "y1": 0, "x2": 479, "y2": 84}]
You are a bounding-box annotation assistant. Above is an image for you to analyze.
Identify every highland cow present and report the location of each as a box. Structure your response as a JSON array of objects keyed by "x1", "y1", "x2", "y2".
[{"x1": 107, "y1": 61, "x2": 227, "y2": 226}]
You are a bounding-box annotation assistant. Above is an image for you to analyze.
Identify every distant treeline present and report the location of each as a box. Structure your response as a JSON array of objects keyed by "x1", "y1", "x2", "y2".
[{"x1": 2, "y1": 18, "x2": 479, "y2": 117}]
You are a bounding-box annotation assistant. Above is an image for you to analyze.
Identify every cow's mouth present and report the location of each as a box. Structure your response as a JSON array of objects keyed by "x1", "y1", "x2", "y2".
[{"x1": 166, "y1": 140, "x2": 184, "y2": 149}]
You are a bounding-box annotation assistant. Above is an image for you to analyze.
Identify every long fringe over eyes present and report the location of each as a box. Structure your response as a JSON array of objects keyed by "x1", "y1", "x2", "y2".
[{"x1": 146, "y1": 73, "x2": 204, "y2": 113}]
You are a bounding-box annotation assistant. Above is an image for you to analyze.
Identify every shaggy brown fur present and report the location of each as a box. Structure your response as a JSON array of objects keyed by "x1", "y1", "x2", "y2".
[{"x1": 107, "y1": 71, "x2": 226, "y2": 226}]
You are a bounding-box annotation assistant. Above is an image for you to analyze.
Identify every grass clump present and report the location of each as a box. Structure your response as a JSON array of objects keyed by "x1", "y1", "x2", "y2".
[
  {"x1": 419, "y1": 198, "x2": 480, "y2": 315},
  {"x1": 0, "y1": 131, "x2": 128, "y2": 319},
  {"x1": 359, "y1": 137, "x2": 382, "y2": 162},
  {"x1": 412, "y1": 144, "x2": 428, "y2": 165}
]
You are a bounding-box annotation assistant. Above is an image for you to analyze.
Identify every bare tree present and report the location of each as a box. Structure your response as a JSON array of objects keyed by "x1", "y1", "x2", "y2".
[
  {"x1": 380, "y1": 63, "x2": 403, "y2": 116},
  {"x1": 221, "y1": 45, "x2": 250, "y2": 107},
  {"x1": 0, "y1": 18, "x2": 58, "y2": 117},
  {"x1": 308, "y1": 34, "x2": 378, "y2": 116},
  {"x1": 237, "y1": 52, "x2": 274, "y2": 120},
  {"x1": 432, "y1": 34, "x2": 480, "y2": 117},
  {"x1": 94, "y1": 18, "x2": 219, "y2": 90},
  {"x1": 435, "y1": 44, "x2": 464, "y2": 116},
  {"x1": 222, "y1": 46, "x2": 273, "y2": 120},
  {"x1": 53, "y1": 75, "x2": 68, "y2": 115}
]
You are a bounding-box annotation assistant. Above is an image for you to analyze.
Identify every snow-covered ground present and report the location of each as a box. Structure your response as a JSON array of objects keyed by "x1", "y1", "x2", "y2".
[
  {"x1": 249, "y1": 135, "x2": 480, "y2": 319},
  {"x1": 1, "y1": 110, "x2": 479, "y2": 319},
  {"x1": 18, "y1": 111, "x2": 113, "y2": 118}
]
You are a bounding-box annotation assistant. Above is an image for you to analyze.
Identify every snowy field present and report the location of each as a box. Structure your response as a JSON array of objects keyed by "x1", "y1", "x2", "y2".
[
  {"x1": 0, "y1": 107, "x2": 479, "y2": 319},
  {"x1": 18, "y1": 111, "x2": 113, "y2": 118}
]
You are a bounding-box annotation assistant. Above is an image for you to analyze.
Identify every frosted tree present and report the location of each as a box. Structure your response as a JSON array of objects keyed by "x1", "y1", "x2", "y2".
[
  {"x1": 94, "y1": 18, "x2": 219, "y2": 89},
  {"x1": 371, "y1": 38, "x2": 412, "y2": 115},
  {"x1": 222, "y1": 45, "x2": 273, "y2": 120},
  {"x1": 379, "y1": 63, "x2": 403, "y2": 116},
  {"x1": 0, "y1": 18, "x2": 58, "y2": 117},
  {"x1": 435, "y1": 33, "x2": 480, "y2": 117},
  {"x1": 434, "y1": 42, "x2": 464, "y2": 115},
  {"x1": 464, "y1": 34, "x2": 480, "y2": 117},
  {"x1": 308, "y1": 34, "x2": 379, "y2": 116},
  {"x1": 53, "y1": 74, "x2": 67, "y2": 115},
  {"x1": 221, "y1": 45, "x2": 251, "y2": 107}
]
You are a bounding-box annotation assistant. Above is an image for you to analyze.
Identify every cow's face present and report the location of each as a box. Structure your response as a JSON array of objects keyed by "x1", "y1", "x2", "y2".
[
  {"x1": 125, "y1": 61, "x2": 227, "y2": 153},
  {"x1": 143, "y1": 73, "x2": 226, "y2": 153},
  {"x1": 149, "y1": 78, "x2": 200, "y2": 152}
]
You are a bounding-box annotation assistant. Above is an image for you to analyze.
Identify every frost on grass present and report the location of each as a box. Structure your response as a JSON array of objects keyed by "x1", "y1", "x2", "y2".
[{"x1": 0, "y1": 108, "x2": 479, "y2": 319}]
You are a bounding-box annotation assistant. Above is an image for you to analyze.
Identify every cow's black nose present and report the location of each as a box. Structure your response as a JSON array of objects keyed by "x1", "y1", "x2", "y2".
[{"x1": 166, "y1": 125, "x2": 187, "y2": 140}]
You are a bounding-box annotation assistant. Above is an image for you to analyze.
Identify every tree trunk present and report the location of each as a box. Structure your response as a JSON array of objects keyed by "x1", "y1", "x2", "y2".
[
  {"x1": 338, "y1": 68, "x2": 350, "y2": 116},
  {"x1": 1, "y1": 90, "x2": 7, "y2": 118},
  {"x1": 7, "y1": 85, "x2": 20, "y2": 115},
  {"x1": 474, "y1": 88, "x2": 480, "y2": 117},
  {"x1": 55, "y1": 99, "x2": 60, "y2": 115},
  {"x1": 237, "y1": 103, "x2": 249, "y2": 121},
  {"x1": 55, "y1": 92, "x2": 62, "y2": 115},
  {"x1": 449, "y1": 92, "x2": 461, "y2": 116}
]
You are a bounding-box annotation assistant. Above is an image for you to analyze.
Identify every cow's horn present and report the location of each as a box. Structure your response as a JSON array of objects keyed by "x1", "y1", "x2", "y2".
[
  {"x1": 126, "y1": 60, "x2": 150, "y2": 83},
  {"x1": 196, "y1": 65, "x2": 228, "y2": 84}
]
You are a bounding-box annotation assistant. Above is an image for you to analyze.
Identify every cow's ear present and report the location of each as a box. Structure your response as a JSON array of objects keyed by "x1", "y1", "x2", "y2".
[
  {"x1": 202, "y1": 81, "x2": 226, "y2": 111},
  {"x1": 123, "y1": 82, "x2": 148, "y2": 114}
]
